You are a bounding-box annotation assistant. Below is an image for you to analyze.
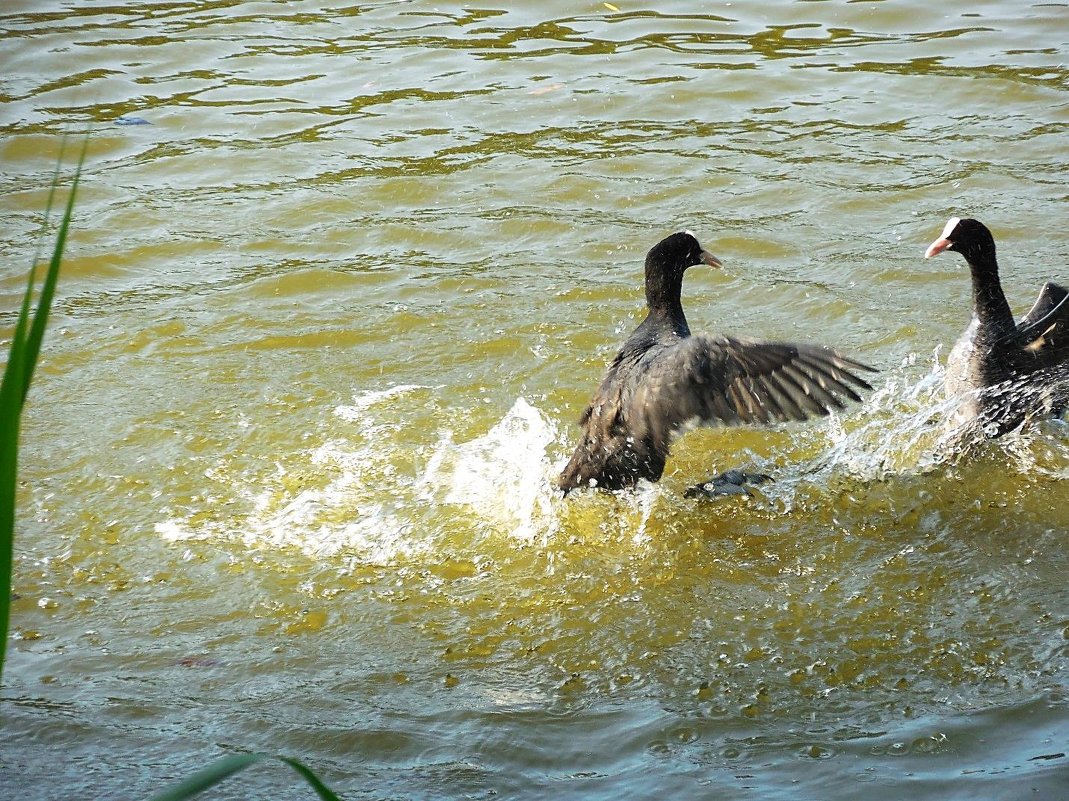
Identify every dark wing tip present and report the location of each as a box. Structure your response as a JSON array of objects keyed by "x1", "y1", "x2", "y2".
[{"x1": 722, "y1": 338, "x2": 877, "y2": 423}]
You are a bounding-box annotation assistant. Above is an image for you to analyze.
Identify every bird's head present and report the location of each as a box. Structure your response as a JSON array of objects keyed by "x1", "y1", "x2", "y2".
[
  {"x1": 924, "y1": 217, "x2": 997, "y2": 265},
  {"x1": 646, "y1": 230, "x2": 722, "y2": 275}
]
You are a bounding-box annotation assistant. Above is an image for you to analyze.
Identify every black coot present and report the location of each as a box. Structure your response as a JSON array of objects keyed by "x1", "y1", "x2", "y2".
[
  {"x1": 924, "y1": 217, "x2": 1069, "y2": 434},
  {"x1": 559, "y1": 231, "x2": 876, "y2": 495}
]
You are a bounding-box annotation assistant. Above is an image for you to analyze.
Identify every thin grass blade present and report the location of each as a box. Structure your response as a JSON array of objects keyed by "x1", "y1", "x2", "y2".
[
  {"x1": 21, "y1": 136, "x2": 88, "y2": 403},
  {"x1": 0, "y1": 263, "x2": 36, "y2": 411},
  {"x1": 278, "y1": 756, "x2": 345, "y2": 801},
  {"x1": 147, "y1": 753, "x2": 270, "y2": 801},
  {"x1": 0, "y1": 136, "x2": 70, "y2": 408},
  {"x1": 0, "y1": 138, "x2": 86, "y2": 680},
  {"x1": 26, "y1": 136, "x2": 68, "y2": 273},
  {"x1": 0, "y1": 360, "x2": 22, "y2": 677},
  {"x1": 146, "y1": 753, "x2": 343, "y2": 801}
]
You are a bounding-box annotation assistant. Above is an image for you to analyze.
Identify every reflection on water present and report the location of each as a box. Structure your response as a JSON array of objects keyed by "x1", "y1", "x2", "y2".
[{"x1": 2, "y1": 0, "x2": 1069, "y2": 799}]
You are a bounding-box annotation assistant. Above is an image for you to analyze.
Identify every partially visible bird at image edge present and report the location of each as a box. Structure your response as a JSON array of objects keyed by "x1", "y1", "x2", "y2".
[{"x1": 924, "y1": 216, "x2": 1069, "y2": 435}]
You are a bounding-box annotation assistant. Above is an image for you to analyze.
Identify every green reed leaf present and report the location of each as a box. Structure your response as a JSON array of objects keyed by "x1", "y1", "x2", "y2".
[
  {"x1": 21, "y1": 139, "x2": 87, "y2": 404},
  {"x1": 147, "y1": 754, "x2": 270, "y2": 801},
  {"x1": 147, "y1": 753, "x2": 343, "y2": 801},
  {"x1": 277, "y1": 756, "x2": 345, "y2": 801},
  {"x1": 0, "y1": 136, "x2": 87, "y2": 681}
]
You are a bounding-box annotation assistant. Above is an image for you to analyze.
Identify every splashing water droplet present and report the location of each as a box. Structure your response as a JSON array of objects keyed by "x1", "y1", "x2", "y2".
[{"x1": 423, "y1": 397, "x2": 562, "y2": 544}]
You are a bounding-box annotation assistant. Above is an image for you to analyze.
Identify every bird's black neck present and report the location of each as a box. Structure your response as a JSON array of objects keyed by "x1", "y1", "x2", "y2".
[
  {"x1": 965, "y1": 253, "x2": 1015, "y2": 339},
  {"x1": 644, "y1": 265, "x2": 687, "y2": 321}
]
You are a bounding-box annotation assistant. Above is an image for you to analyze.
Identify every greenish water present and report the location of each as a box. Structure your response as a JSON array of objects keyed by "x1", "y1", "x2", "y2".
[{"x1": 2, "y1": 1, "x2": 1068, "y2": 798}]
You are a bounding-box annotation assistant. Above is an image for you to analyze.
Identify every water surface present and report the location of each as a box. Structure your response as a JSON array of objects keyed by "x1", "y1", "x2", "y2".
[{"x1": 2, "y1": 1, "x2": 1068, "y2": 798}]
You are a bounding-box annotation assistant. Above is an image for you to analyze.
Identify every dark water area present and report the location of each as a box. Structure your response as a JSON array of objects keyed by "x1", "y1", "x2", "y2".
[{"x1": 1, "y1": 1, "x2": 1068, "y2": 798}]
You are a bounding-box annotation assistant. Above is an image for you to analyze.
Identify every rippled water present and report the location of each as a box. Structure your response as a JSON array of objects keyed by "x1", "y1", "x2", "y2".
[{"x1": 2, "y1": 1, "x2": 1068, "y2": 798}]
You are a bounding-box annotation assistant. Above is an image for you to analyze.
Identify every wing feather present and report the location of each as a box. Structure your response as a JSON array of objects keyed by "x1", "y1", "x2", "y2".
[
  {"x1": 793, "y1": 355, "x2": 867, "y2": 402},
  {"x1": 623, "y1": 335, "x2": 876, "y2": 446},
  {"x1": 1019, "y1": 281, "x2": 1068, "y2": 328},
  {"x1": 761, "y1": 373, "x2": 810, "y2": 421},
  {"x1": 743, "y1": 374, "x2": 788, "y2": 423},
  {"x1": 1015, "y1": 282, "x2": 1069, "y2": 366},
  {"x1": 768, "y1": 368, "x2": 834, "y2": 416}
]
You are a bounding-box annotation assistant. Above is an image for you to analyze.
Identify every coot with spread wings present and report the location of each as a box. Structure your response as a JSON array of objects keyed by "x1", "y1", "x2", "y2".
[{"x1": 559, "y1": 231, "x2": 876, "y2": 494}]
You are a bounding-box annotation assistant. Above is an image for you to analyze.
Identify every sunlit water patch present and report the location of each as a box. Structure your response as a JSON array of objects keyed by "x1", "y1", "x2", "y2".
[{"x1": 155, "y1": 384, "x2": 443, "y2": 560}]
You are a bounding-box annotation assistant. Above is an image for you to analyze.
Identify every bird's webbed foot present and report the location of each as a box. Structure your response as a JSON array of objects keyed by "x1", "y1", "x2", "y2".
[{"x1": 684, "y1": 468, "x2": 772, "y2": 499}]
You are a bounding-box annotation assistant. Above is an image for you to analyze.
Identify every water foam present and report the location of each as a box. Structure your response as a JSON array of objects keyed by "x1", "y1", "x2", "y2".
[
  {"x1": 155, "y1": 385, "x2": 435, "y2": 561},
  {"x1": 422, "y1": 397, "x2": 563, "y2": 544},
  {"x1": 809, "y1": 354, "x2": 1069, "y2": 484},
  {"x1": 155, "y1": 388, "x2": 571, "y2": 560}
]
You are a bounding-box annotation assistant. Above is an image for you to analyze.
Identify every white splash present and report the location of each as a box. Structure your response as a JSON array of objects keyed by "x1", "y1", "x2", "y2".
[
  {"x1": 808, "y1": 354, "x2": 1069, "y2": 483},
  {"x1": 423, "y1": 397, "x2": 561, "y2": 544},
  {"x1": 155, "y1": 384, "x2": 435, "y2": 561},
  {"x1": 334, "y1": 384, "x2": 429, "y2": 422},
  {"x1": 155, "y1": 387, "x2": 570, "y2": 560}
]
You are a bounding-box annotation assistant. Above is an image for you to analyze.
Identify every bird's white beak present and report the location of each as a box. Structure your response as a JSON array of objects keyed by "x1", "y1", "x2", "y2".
[
  {"x1": 924, "y1": 238, "x2": 951, "y2": 259},
  {"x1": 925, "y1": 216, "x2": 960, "y2": 259},
  {"x1": 700, "y1": 250, "x2": 723, "y2": 268}
]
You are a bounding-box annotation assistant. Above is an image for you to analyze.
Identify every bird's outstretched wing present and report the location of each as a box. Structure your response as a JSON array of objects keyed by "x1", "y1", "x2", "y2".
[
  {"x1": 1019, "y1": 281, "x2": 1068, "y2": 328},
  {"x1": 1015, "y1": 282, "x2": 1069, "y2": 367},
  {"x1": 622, "y1": 335, "x2": 876, "y2": 451}
]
